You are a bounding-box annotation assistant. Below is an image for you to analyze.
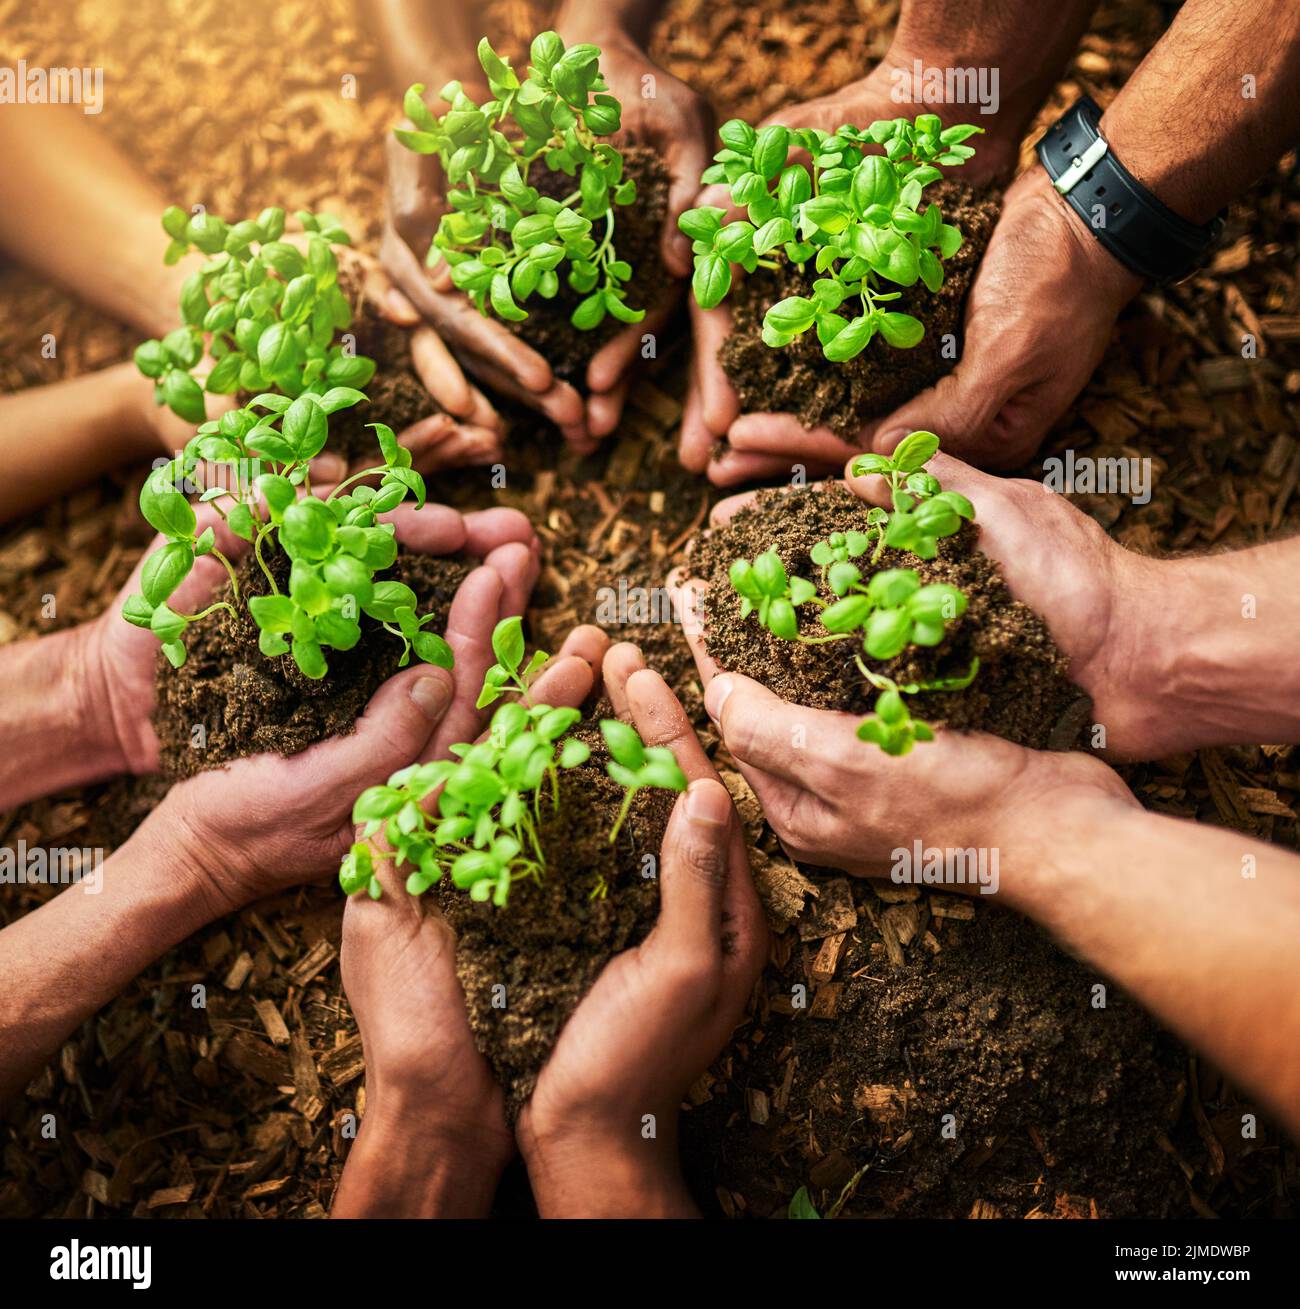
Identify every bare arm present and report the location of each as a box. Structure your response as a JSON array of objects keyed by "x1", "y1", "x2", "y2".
[
  {"x1": 360, "y1": 0, "x2": 487, "y2": 95},
  {"x1": 1102, "y1": 0, "x2": 1300, "y2": 224},
  {"x1": 1008, "y1": 790, "x2": 1300, "y2": 1139},
  {"x1": 0, "y1": 106, "x2": 189, "y2": 338}
]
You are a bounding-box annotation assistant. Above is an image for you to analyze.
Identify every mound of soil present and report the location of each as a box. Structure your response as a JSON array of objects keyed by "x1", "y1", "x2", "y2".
[
  {"x1": 435, "y1": 710, "x2": 674, "y2": 1116},
  {"x1": 507, "y1": 145, "x2": 670, "y2": 386},
  {"x1": 718, "y1": 182, "x2": 1000, "y2": 438},
  {"x1": 152, "y1": 544, "x2": 470, "y2": 779},
  {"x1": 680, "y1": 879, "x2": 1188, "y2": 1218},
  {"x1": 328, "y1": 273, "x2": 442, "y2": 463},
  {"x1": 689, "y1": 482, "x2": 1089, "y2": 748}
]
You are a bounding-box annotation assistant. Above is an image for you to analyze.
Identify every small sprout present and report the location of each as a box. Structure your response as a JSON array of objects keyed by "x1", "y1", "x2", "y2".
[
  {"x1": 396, "y1": 32, "x2": 644, "y2": 332},
  {"x1": 681, "y1": 115, "x2": 981, "y2": 362},
  {"x1": 727, "y1": 434, "x2": 979, "y2": 754},
  {"x1": 342, "y1": 619, "x2": 686, "y2": 906},
  {"x1": 788, "y1": 1186, "x2": 821, "y2": 1220}
]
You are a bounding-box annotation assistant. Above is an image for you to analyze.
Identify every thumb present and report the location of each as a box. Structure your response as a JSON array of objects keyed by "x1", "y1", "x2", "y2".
[
  {"x1": 868, "y1": 345, "x2": 1010, "y2": 465},
  {"x1": 654, "y1": 779, "x2": 735, "y2": 961},
  {"x1": 664, "y1": 142, "x2": 710, "y2": 278},
  {"x1": 332, "y1": 663, "x2": 453, "y2": 790}
]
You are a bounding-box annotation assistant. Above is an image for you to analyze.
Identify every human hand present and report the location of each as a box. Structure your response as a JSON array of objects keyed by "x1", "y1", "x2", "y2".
[
  {"x1": 82, "y1": 500, "x2": 538, "y2": 906},
  {"x1": 516, "y1": 642, "x2": 767, "y2": 1217},
  {"x1": 668, "y1": 566, "x2": 1133, "y2": 887},
  {"x1": 381, "y1": 134, "x2": 589, "y2": 449}
]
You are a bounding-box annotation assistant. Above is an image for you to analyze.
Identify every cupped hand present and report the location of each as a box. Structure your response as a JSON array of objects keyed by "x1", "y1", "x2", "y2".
[
  {"x1": 516, "y1": 642, "x2": 767, "y2": 1217},
  {"x1": 381, "y1": 134, "x2": 588, "y2": 447}
]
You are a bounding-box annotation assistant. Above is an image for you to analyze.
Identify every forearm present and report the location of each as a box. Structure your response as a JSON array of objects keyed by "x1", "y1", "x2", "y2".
[
  {"x1": 1101, "y1": 0, "x2": 1300, "y2": 223},
  {"x1": 0, "y1": 626, "x2": 126, "y2": 808},
  {"x1": 0, "y1": 107, "x2": 186, "y2": 338},
  {"x1": 0, "y1": 364, "x2": 161, "y2": 525},
  {"x1": 1123, "y1": 541, "x2": 1300, "y2": 754},
  {"x1": 1004, "y1": 789, "x2": 1300, "y2": 1137},
  {"x1": 0, "y1": 808, "x2": 217, "y2": 1103},
  {"x1": 332, "y1": 1095, "x2": 504, "y2": 1218},
  {"x1": 555, "y1": 0, "x2": 663, "y2": 45},
  {"x1": 361, "y1": 0, "x2": 488, "y2": 94},
  {"x1": 887, "y1": 0, "x2": 1099, "y2": 140}
]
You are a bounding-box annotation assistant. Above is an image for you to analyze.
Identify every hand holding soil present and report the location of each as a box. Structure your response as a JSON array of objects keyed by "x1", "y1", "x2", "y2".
[{"x1": 516, "y1": 643, "x2": 767, "y2": 1218}]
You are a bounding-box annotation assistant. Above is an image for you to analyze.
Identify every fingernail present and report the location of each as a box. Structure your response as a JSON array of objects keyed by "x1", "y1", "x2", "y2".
[
  {"x1": 410, "y1": 674, "x2": 451, "y2": 721},
  {"x1": 385, "y1": 287, "x2": 417, "y2": 321},
  {"x1": 873, "y1": 428, "x2": 905, "y2": 456},
  {"x1": 314, "y1": 454, "x2": 346, "y2": 483},
  {"x1": 685, "y1": 779, "x2": 730, "y2": 827},
  {"x1": 704, "y1": 674, "x2": 734, "y2": 724}
]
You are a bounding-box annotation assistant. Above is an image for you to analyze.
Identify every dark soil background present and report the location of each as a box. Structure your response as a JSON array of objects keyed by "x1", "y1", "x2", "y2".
[
  {"x1": 1, "y1": 0, "x2": 1298, "y2": 1221},
  {"x1": 720, "y1": 182, "x2": 1001, "y2": 435}
]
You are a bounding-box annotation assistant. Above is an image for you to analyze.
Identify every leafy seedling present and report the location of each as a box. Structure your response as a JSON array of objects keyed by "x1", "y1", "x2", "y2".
[
  {"x1": 681, "y1": 114, "x2": 980, "y2": 362},
  {"x1": 135, "y1": 206, "x2": 374, "y2": 422},
  {"x1": 123, "y1": 407, "x2": 449, "y2": 678},
  {"x1": 395, "y1": 32, "x2": 645, "y2": 332},
  {"x1": 342, "y1": 618, "x2": 686, "y2": 906},
  {"x1": 727, "y1": 433, "x2": 979, "y2": 753}
]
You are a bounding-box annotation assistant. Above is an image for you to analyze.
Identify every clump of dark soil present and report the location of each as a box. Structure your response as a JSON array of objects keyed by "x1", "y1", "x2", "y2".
[
  {"x1": 689, "y1": 482, "x2": 1089, "y2": 748},
  {"x1": 153, "y1": 544, "x2": 470, "y2": 780},
  {"x1": 436, "y1": 710, "x2": 674, "y2": 1116},
  {"x1": 680, "y1": 879, "x2": 1189, "y2": 1219},
  {"x1": 506, "y1": 145, "x2": 670, "y2": 386},
  {"x1": 718, "y1": 182, "x2": 1000, "y2": 438},
  {"x1": 323, "y1": 270, "x2": 443, "y2": 462}
]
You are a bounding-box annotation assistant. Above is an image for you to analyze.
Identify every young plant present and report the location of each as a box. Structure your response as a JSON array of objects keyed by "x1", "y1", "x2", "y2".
[
  {"x1": 134, "y1": 206, "x2": 373, "y2": 422},
  {"x1": 394, "y1": 32, "x2": 645, "y2": 333},
  {"x1": 727, "y1": 432, "x2": 978, "y2": 754},
  {"x1": 339, "y1": 618, "x2": 686, "y2": 906},
  {"x1": 122, "y1": 401, "x2": 450, "y2": 679},
  {"x1": 680, "y1": 114, "x2": 981, "y2": 362}
]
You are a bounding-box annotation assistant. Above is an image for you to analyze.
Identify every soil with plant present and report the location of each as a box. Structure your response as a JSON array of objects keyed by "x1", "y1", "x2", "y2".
[
  {"x1": 154, "y1": 545, "x2": 469, "y2": 779},
  {"x1": 436, "y1": 709, "x2": 672, "y2": 1115},
  {"x1": 506, "y1": 145, "x2": 670, "y2": 385},
  {"x1": 718, "y1": 183, "x2": 999, "y2": 437},
  {"x1": 689, "y1": 481, "x2": 1089, "y2": 748}
]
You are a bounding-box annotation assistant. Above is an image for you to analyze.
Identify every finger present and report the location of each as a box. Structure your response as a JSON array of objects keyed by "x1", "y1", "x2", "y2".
[
  {"x1": 665, "y1": 573, "x2": 720, "y2": 685},
  {"x1": 587, "y1": 378, "x2": 631, "y2": 440},
  {"x1": 624, "y1": 668, "x2": 715, "y2": 782},
  {"x1": 708, "y1": 490, "x2": 759, "y2": 528},
  {"x1": 545, "y1": 624, "x2": 610, "y2": 681},
  {"x1": 310, "y1": 452, "x2": 349, "y2": 483},
  {"x1": 320, "y1": 662, "x2": 453, "y2": 790},
  {"x1": 524, "y1": 651, "x2": 599, "y2": 710},
  {"x1": 464, "y1": 382, "x2": 503, "y2": 434},
  {"x1": 708, "y1": 448, "x2": 826, "y2": 487},
  {"x1": 663, "y1": 142, "x2": 710, "y2": 278},
  {"x1": 429, "y1": 564, "x2": 505, "y2": 753},
  {"x1": 587, "y1": 298, "x2": 673, "y2": 395},
  {"x1": 363, "y1": 257, "x2": 422, "y2": 328},
  {"x1": 384, "y1": 502, "x2": 468, "y2": 555},
  {"x1": 458, "y1": 353, "x2": 586, "y2": 442},
  {"x1": 728, "y1": 412, "x2": 862, "y2": 465},
  {"x1": 844, "y1": 449, "x2": 997, "y2": 510},
  {"x1": 461, "y1": 506, "x2": 536, "y2": 560},
  {"x1": 696, "y1": 302, "x2": 739, "y2": 441},
  {"x1": 409, "y1": 326, "x2": 475, "y2": 419},
  {"x1": 602, "y1": 641, "x2": 648, "y2": 719},
  {"x1": 481, "y1": 540, "x2": 537, "y2": 636},
  {"x1": 655, "y1": 779, "x2": 735, "y2": 960},
  {"x1": 704, "y1": 672, "x2": 841, "y2": 791},
  {"x1": 397, "y1": 414, "x2": 502, "y2": 473}
]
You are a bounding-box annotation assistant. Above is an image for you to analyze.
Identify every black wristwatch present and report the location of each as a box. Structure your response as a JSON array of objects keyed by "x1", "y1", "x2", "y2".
[{"x1": 1036, "y1": 95, "x2": 1224, "y2": 284}]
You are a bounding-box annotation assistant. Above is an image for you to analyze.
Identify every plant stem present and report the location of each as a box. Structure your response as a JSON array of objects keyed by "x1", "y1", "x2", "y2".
[{"x1": 608, "y1": 788, "x2": 636, "y2": 845}]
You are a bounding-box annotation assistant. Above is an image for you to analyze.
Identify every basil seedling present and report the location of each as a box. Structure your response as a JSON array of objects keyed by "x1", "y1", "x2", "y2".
[
  {"x1": 680, "y1": 115, "x2": 980, "y2": 362},
  {"x1": 395, "y1": 32, "x2": 645, "y2": 333},
  {"x1": 728, "y1": 433, "x2": 979, "y2": 753},
  {"x1": 341, "y1": 618, "x2": 686, "y2": 906}
]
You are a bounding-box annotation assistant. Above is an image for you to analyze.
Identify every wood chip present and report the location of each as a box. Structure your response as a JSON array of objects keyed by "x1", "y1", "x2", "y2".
[{"x1": 797, "y1": 877, "x2": 856, "y2": 941}]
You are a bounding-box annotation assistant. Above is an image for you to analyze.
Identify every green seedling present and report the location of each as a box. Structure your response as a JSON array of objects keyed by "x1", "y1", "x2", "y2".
[
  {"x1": 340, "y1": 618, "x2": 686, "y2": 906},
  {"x1": 680, "y1": 114, "x2": 980, "y2": 362},
  {"x1": 394, "y1": 31, "x2": 644, "y2": 332},
  {"x1": 727, "y1": 432, "x2": 978, "y2": 753},
  {"x1": 122, "y1": 402, "x2": 449, "y2": 679},
  {"x1": 135, "y1": 206, "x2": 373, "y2": 422}
]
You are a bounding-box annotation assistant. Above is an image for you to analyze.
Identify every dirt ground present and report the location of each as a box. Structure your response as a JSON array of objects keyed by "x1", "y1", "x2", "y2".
[{"x1": 1, "y1": 0, "x2": 1298, "y2": 1219}]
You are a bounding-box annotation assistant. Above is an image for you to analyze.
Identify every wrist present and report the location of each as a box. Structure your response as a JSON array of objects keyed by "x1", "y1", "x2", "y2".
[
  {"x1": 339, "y1": 1092, "x2": 510, "y2": 1218},
  {"x1": 59, "y1": 624, "x2": 132, "y2": 781},
  {"x1": 1100, "y1": 99, "x2": 1217, "y2": 226},
  {"x1": 518, "y1": 1112, "x2": 696, "y2": 1218}
]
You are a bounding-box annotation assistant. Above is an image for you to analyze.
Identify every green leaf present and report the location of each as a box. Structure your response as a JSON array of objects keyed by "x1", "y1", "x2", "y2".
[
  {"x1": 789, "y1": 1187, "x2": 821, "y2": 1220},
  {"x1": 752, "y1": 124, "x2": 789, "y2": 180},
  {"x1": 293, "y1": 638, "x2": 328, "y2": 680},
  {"x1": 141, "y1": 542, "x2": 194, "y2": 606},
  {"x1": 140, "y1": 473, "x2": 197, "y2": 539},
  {"x1": 764, "y1": 296, "x2": 816, "y2": 335},
  {"x1": 491, "y1": 616, "x2": 525, "y2": 672},
  {"x1": 823, "y1": 314, "x2": 876, "y2": 362},
  {"x1": 412, "y1": 630, "x2": 454, "y2": 668},
  {"x1": 692, "y1": 252, "x2": 731, "y2": 309},
  {"x1": 864, "y1": 607, "x2": 913, "y2": 660},
  {"x1": 248, "y1": 593, "x2": 295, "y2": 633},
  {"x1": 878, "y1": 312, "x2": 925, "y2": 349},
  {"x1": 753, "y1": 216, "x2": 795, "y2": 256},
  {"x1": 678, "y1": 206, "x2": 725, "y2": 243},
  {"x1": 122, "y1": 594, "x2": 155, "y2": 628},
  {"x1": 600, "y1": 719, "x2": 645, "y2": 771},
  {"x1": 162, "y1": 370, "x2": 206, "y2": 423},
  {"x1": 821, "y1": 594, "x2": 871, "y2": 633},
  {"x1": 891, "y1": 430, "x2": 940, "y2": 472}
]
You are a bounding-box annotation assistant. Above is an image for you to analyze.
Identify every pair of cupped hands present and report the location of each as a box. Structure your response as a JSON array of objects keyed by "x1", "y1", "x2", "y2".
[{"x1": 369, "y1": 46, "x2": 1140, "y2": 483}]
